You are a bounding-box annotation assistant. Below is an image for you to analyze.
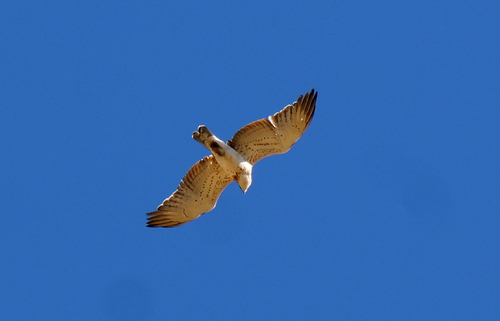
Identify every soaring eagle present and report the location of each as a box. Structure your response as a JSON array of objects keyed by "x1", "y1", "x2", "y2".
[{"x1": 147, "y1": 89, "x2": 317, "y2": 227}]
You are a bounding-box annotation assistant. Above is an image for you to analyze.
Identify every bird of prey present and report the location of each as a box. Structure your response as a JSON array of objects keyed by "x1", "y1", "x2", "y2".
[{"x1": 147, "y1": 89, "x2": 318, "y2": 228}]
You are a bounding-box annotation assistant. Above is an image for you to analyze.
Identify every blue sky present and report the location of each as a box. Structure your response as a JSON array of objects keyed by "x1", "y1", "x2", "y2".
[{"x1": 1, "y1": 1, "x2": 499, "y2": 320}]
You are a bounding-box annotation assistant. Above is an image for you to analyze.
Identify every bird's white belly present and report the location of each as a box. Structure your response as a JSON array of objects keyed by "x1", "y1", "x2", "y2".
[{"x1": 212, "y1": 141, "x2": 248, "y2": 176}]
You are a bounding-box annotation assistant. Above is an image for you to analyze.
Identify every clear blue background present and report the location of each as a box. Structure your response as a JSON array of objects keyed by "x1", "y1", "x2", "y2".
[{"x1": 1, "y1": 1, "x2": 499, "y2": 320}]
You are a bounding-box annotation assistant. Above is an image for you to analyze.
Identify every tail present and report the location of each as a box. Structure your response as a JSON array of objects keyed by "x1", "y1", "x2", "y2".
[
  {"x1": 193, "y1": 126, "x2": 226, "y2": 156},
  {"x1": 192, "y1": 125, "x2": 213, "y2": 147}
]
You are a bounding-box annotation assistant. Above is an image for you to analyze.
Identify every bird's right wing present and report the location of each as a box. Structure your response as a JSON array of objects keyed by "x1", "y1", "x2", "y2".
[
  {"x1": 147, "y1": 156, "x2": 234, "y2": 227},
  {"x1": 228, "y1": 89, "x2": 317, "y2": 164}
]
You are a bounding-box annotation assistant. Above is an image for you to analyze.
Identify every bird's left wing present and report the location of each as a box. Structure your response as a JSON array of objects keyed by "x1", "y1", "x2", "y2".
[
  {"x1": 228, "y1": 89, "x2": 317, "y2": 164},
  {"x1": 147, "y1": 155, "x2": 234, "y2": 227}
]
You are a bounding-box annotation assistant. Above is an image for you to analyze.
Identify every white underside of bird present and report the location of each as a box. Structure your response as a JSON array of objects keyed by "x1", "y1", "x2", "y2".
[
  {"x1": 147, "y1": 89, "x2": 317, "y2": 227},
  {"x1": 192, "y1": 125, "x2": 253, "y2": 193}
]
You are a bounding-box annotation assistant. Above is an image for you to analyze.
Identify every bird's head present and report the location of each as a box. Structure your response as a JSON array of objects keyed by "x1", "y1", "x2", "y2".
[{"x1": 236, "y1": 162, "x2": 253, "y2": 194}]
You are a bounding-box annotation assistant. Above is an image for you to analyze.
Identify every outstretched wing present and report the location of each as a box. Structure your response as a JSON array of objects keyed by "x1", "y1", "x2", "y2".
[
  {"x1": 228, "y1": 89, "x2": 317, "y2": 164},
  {"x1": 147, "y1": 156, "x2": 234, "y2": 227}
]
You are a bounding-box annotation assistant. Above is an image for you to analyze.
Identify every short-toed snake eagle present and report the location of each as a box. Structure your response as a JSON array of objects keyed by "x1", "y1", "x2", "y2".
[{"x1": 147, "y1": 89, "x2": 317, "y2": 227}]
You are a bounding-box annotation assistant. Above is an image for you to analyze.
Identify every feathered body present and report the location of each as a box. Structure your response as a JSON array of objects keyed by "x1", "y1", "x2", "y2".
[{"x1": 147, "y1": 89, "x2": 317, "y2": 227}]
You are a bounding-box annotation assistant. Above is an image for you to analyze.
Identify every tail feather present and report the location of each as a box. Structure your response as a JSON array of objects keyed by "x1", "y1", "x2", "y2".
[
  {"x1": 192, "y1": 126, "x2": 227, "y2": 157},
  {"x1": 192, "y1": 125, "x2": 213, "y2": 146}
]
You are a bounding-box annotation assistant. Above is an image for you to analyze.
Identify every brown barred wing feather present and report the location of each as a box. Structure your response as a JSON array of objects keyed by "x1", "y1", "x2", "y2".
[
  {"x1": 147, "y1": 156, "x2": 233, "y2": 227},
  {"x1": 227, "y1": 89, "x2": 317, "y2": 164}
]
